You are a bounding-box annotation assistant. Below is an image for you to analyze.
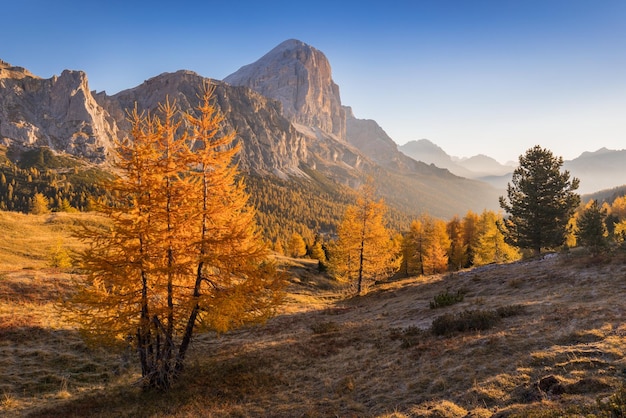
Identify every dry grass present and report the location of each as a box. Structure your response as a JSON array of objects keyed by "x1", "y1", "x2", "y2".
[
  {"x1": 1, "y1": 210, "x2": 626, "y2": 417},
  {"x1": 0, "y1": 211, "x2": 106, "y2": 271}
]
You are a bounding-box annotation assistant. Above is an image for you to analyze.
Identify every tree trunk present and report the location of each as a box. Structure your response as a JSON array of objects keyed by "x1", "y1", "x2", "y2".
[{"x1": 175, "y1": 261, "x2": 204, "y2": 374}]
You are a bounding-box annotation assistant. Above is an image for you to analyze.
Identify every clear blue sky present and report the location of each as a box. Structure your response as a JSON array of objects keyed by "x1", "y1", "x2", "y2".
[{"x1": 3, "y1": 0, "x2": 625, "y2": 163}]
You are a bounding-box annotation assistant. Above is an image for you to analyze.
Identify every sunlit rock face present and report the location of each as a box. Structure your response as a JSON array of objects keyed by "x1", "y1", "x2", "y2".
[
  {"x1": 225, "y1": 39, "x2": 346, "y2": 141},
  {"x1": 0, "y1": 60, "x2": 117, "y2": 162},
  {"x1": 95, "y1": 70, "x2": 308, "y2": 176}
]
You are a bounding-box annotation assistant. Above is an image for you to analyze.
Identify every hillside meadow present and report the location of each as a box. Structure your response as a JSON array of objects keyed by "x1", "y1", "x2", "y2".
[{"x1": 1, "y1": 211, "x2": 626, "y2": 417}]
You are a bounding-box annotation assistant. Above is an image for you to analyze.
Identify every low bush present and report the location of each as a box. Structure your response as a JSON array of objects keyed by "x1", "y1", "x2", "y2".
[
  {"x1": 429, "y1": 289, "x2": 464, "y2": 309},
  {"x1": 597, "y1": 384, "x2": 626, "y2": 416},
  {"x1": 431, "y1": 305, "x2": 525, "y2": 336},
  {"x1": 310, "y1": 321, "x2": 340, "y2": 334}
]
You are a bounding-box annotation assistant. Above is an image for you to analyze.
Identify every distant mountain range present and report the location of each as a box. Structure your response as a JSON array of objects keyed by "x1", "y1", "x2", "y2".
[
  {"x1": 0, "y1": 40, "x2": 623, "y2": 223},
  {"x1": 400, "y1": 139, "x2": 626, "y2": 195}
]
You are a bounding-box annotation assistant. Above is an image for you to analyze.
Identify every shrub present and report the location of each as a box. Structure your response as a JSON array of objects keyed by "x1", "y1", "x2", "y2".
[
  {"x1": 429, "y1": 289, "x2": 464, "y2": 309},
  {"x1": 431, "y1": 305, "x2": 525, "y2": 336},
  {"x1": 310, "y1": 321, "x2": 340, "y2": 334},
  {"x1": 597, "y1": 384, "x2": 626, "y2": 416},
  {"x1": 496, "y1": 304, "x2": 526, "y2": 318}
]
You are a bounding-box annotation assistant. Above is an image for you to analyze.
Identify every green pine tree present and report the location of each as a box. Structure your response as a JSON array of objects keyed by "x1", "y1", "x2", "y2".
[
  {"x1": 576, "y1": 200, "x2": 608, "y2": 254},
  {"x1": 499, "y1": 146, "x2": 580, "y2": 255}
]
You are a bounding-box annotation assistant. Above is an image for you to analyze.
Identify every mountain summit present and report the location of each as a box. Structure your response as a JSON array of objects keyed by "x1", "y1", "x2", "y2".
[{"x1": 224, "y1": 39, "x2": 346, "y2": 140}]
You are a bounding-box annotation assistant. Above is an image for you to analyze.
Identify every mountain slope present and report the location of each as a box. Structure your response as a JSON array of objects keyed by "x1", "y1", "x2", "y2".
[
  {"x1": 96, "y1": 70, "x2": 307, "y2": 177},
  {"x1": 224, "y1": 40, "x2": 501, "y2": 218},
  {"x1": 399, "y1": 139, "x2": 512, "y2": 179},
  {"x1": 564, "y1": 148, "x2": 626, "y2": 194}
]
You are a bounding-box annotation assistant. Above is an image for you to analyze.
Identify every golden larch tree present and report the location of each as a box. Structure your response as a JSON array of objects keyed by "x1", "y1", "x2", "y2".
[
  {"x1": 424, "y1": 218, "x2": 451, "y2": 274},
  {"x1": 473, "y1": 210, "x2": 520, "y2": 265},
  {"x1": 462, "y1": 210, "x2": 480, "y2": 267},
  {"x1": 330, "y1": 181, "x2": 398, "y2": 295},
  {"x1": 403, "y1": 218, "x2": 426, "y2": 276},
  {"x1": 68, "y1": 85, "x2": 283, "y2": 390},
  {"x1": 288, "y1": 232, "x2": 307, "y2": 258},
  {"x1": 611, "y1": 196, "x2": 626, "y2": 221},
  {"x1": 446, "y1": 216, "x2": 466, "y2": 271},
  {"x1": 30, "y1": 192, "x2": 50, "y2": 214},
  {"x1": 403, "y1": 215, "x2": 450, "y2": 276}
]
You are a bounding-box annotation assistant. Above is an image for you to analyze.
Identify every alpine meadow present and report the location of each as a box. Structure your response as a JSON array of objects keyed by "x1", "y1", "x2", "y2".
[{"x1": 1, "y1": 36, "x2": 626, "y2": 418}]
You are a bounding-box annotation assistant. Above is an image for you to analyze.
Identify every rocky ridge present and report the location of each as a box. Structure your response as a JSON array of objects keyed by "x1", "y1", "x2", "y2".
[{"x1": 0, "y1": 62, "x2": 118, "y2": 162}]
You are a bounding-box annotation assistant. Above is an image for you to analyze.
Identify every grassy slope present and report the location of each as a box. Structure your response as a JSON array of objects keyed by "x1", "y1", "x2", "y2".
[{"x1": 1, "y1": 211, "x2": 626, "y2": 417}]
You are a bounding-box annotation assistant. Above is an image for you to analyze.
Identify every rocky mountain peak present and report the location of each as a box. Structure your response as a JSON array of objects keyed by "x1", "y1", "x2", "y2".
[
  {"x1": 0, "y1": 59, "x2": 38, "y2": 80},
  {"x1": 0, "y1": 66, "x2": 117, "y2": 161},
  {"x1": 224, "y1": 39, "x2": 346, "y2": 140}
]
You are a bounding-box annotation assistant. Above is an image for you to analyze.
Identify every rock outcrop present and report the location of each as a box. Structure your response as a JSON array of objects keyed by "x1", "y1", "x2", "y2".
[
  {"x1": 224, "y1": 39, "x2": 346, "y2": 141},
  {"x1": 0, "y1": 61, "x2": 117, "y2": 162}
]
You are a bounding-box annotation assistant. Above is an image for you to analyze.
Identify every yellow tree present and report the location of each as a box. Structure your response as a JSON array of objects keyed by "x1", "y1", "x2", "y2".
[
  {"x1": 331, "y1": 181, "x2": 398, "y2": 295},
  {"x1": 424, "y1": 218, "x2": 451, "y2": 274},
  {"x1": 288, "y1": 232, "x2": 307, "y2": 258},
  {"x1": 30, "y1": 192, "x2": 50, "y2": 214},
  {"x1": 404, "y1": 215, "x2": 450, "y2": 276},
  {"x1": 69, "y1": 86, "x2": 283, "y2": 390},
  {"x1": 462, "y1": 210, "x2": 480, "y2": 267},
  {"x1": 473, "y1": 210, "x2": 520, "y2": 265},
  {"x1": 611, "y1": 196, "x2": 626, "y2": 220},
  {"x1": 447, "y1": 216, "x2": 466, "y2": 271},
  {"x1": 403, "y1": 218, "x2": 426, "y2": 276}
]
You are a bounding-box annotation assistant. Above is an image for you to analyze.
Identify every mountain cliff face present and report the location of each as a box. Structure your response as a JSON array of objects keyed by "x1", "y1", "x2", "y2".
[
  {"x1": 95, "y1": 70, "x2": 307, "y2": 177},
  {"x1": 225, "y1": 39, "x2": 346, "y2": 141},
  {"x1": 0, "y1": 60, "x2": 117, "y2": 162}
]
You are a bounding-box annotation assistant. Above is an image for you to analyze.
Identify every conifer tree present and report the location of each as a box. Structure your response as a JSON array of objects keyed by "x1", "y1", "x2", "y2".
[
  {"x1": 30, "y1": 192, "x2": 50, "y2": 215},
  {"x1": 309, "y1": 236, "x2": 327, "y2": 263},
  {"x1": 403, "y1": 218, "x2": 426, "y2": 276},
  {"x1": 611, "y1": 196, "x2": 626, "y2": 220},
  {"x1": 462, "y1": 210, "x2": 480, "y2": 267},
  {"x1": 69, "y1": 86, "x2": 283, "y2": 390},
  {"x1": 576, "y1": 200, "x2": 608, "y2": 254},
  {"x1": 499, "y1": 146, "x2": 580, "y2": 255},
  {"x1": 274, "y1": 240, "x2": 285, "y2": 255},
  {"x1": 404, "y1": 215, "x2": 450, "y2": 275},
  {"x1": 614, "y1": 220, "x2": 626, "y2": 243},
  {"x1": 446, "y1": 216, "x2": 465, "y2": 271},
  {"x1": 289, "y1": 232, "x2": 307, "y2": 258},
  {"x1": 424, "y1": 218, "x2": 450, "y2": 274},
  {"x1": 330, "y1": 181, "x2": 398, "y2": 295},
  {"x1": 309, "y1": 235, "x2": 328, "y2": 271},
  {"x1": 473, "y1": 210, "x2": 520, "y2": 265}
]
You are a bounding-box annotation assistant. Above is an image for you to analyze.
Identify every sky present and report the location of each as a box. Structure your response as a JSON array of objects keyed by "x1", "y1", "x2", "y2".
[{"x1": 2, "y1": 0, "x2": 625, "y2": 164}]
